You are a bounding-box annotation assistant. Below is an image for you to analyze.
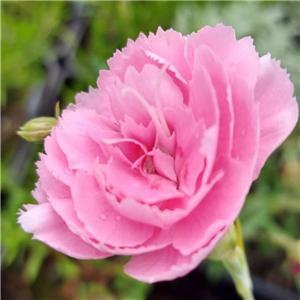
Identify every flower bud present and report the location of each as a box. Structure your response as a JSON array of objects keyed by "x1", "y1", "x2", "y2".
[{"x1": 17, "y1": 117, "x2": 57, "y2": 143}]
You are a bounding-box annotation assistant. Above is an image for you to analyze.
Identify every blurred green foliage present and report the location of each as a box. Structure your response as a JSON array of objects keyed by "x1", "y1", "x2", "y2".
[
  {"x1": 173, "y1": 1, "x2": 300, "y2": 100},
  {"x1": 1, "y1": 1, "x2": 299, "y2": 299},
  {"x1": 1, "y1": 1, "x2": 67, "y2": 106}
]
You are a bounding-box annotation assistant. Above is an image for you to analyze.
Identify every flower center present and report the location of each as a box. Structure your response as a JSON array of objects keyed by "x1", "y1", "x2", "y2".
[{"x1": 143, "y1": 156, "x2": 156, "y2": 174}]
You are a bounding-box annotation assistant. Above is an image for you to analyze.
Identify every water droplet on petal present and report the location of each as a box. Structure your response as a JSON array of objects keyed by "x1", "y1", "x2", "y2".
[
  {"x1": 115, "y1": 215, "x2": 121, "y2": 221},
  {"x1": 241, "y1": 130, "x2": 246, "y2": 136},
  {"x1": 100, "y1": 214, "x2": 106, "y2": 220},
  {"x1": 236, "y1": 155, "x2": 240, "y2": 161}
]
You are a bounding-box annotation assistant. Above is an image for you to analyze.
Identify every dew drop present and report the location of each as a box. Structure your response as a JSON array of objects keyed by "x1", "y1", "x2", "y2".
[
  {"x1": 100, "y1": 214, "x2": 106, "y2": 220},
  {"x1": 115, "y1": 215, "x2": 121, "y2": 221},
  {"x1": 241, "y1": 130, "x2": 246, "y2": 136},
  {"x1": 236, "y1": 155, "x2": 240, "y2": 161}
]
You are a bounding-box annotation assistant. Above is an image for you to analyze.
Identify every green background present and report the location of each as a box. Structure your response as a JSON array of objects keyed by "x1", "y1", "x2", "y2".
[{"x1": 1, "y1": 1, "x2": 299, "y2": 299}]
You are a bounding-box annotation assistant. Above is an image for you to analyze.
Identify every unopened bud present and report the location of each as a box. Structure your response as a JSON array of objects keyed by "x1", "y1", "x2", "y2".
[{"x1": 17, "y1": 117, "x2": 57, "y2": 143}]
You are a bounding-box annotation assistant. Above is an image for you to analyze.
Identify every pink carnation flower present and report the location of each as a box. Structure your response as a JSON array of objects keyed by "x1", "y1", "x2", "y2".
[{"x1": 18, "y1": 24, "x2": 298, "y2": 283}]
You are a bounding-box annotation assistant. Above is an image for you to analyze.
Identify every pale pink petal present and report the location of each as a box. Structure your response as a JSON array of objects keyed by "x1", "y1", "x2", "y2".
[
  {"x1": 125, "y1": 245, "x2": 190, "y2": 283},
  {"x1": 104, "y1": 170, "x2": 222, "y2": 228},
  {"x1": 189, "y1": 65, "x2": 219, "y2": 127},
  {"x1": 107, "y1": 37, "x2": 150, "y2": 81},
  {"x1": 145, "y1": 51, "x2": 187, "y2": 85},
  {"x1": 199, "y1": 126, "x2": 219, "y2": 185},
  {"x1": 254, "y1": 54, "x2": 298, "y2": 178},
  {"x1": 152, "y1": 148, "x2": 177, "y2": 182},
  {"x1": 49, "y1": 195, "x2": 172, "y2": 256},
  {"x1": 193, "y1": 45, "x2": 233, "y2": 157},
  {"x1": 75, "y1": 87, "x2": 102, "y2": 114},
  {"x1": 94, "y1": 228, "x2": 173, "y2": 256},
  {"x1": 227, "y1": 36, "x2": 260, "y2": 89},
  {"x1": 187, "y1": 24, "x2": 259, "y2": 88},
  {"x1": 31, "y1": 180, "x2": 47, "y2": 204},
  {"x1": 108, "y1": 77, "x2": 152, "y2": 127},
  {"x1": 171, "y1": 155, "x2": 252, "y2": 255},
  {"x1": 108, "y1": 64, "x2": 184, "y2": 128},
  {"x1": 107, "y1": 28, "x2": 190, "y2": 83},
  {"x1": 37, "y1": 157, "x2": 71, "y2": 199},
  {"x1": 164, "y1": 107, "x2": 206, "y2": 196},
  {"x1": 71, "y1": 171, "x2": 154, "y2": 247},
  {"x1": 43, "y1": 127, "x2": 73, "y2": 186},
  {"x1": 49, "y1": 197, "x2": 93, "y2": 240},
  {"x1": 155, "y1": 130, "x2": 177, "y2": 159},
  {"x1": 123, "y1": 64, "x2": 184, "y2": 110},
  {"x1": 228, "y1": 69, "x2": 260, "y2": 170},
  {"x1": 101, "y1": 137, "x2": 147, "y2": 163},
  {"x1": 87, "y1": 116, "x2": 123, "y2": 162},
  {"x1": 18, "y1": 203, "x2": 111, "y2": 259},
  {"x1": 145, "y1": 28, "x2": 191, "y2": 82},
  {"x1": 98, "y1": 158, "x2": 182, "y2": 204},
  {"x1": 124, "y1": 227, "x2": 226, "y2": 283},
  {"x1": 120, "y1": 115, "x2": 156, "y2": 150},
  {"x1": 56, "y1": 105, "x2": 107, "y2": 172},
  {"x1": 105, "y1": 29, "x2": 190, "y2": 105}
]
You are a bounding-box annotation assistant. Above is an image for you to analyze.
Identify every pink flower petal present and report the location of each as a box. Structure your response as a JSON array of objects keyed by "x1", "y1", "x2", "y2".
[
  {"x1": 49, "y1": 196, "x2": 93, "y2": 240},
  {"x1": 108, "y1": 64, "x2": 184, "y2": 129},
  {"x1": 49, "y1": 195, "x2": 173, "y2": 256},
  {"x1": 37, "y1": 157, "x2": 71, "y2": 199},
  {"x1": 171, "y1": 155, "x2": 252, "y2": 255},
  {"x1": 56, "y1": 105, "x2": 106, "y2": 172},
  {"x1": 228, "y1": 69, "x2": 260, "y2": 169},
  {"x1": 18, "y1": 203, "x2": 111, "y2": 259},
  {"x1": 107, "y1": 28, "x2": 190, "y2": 83},
  {"x1": 254, "y1": 54, "x2": 298, "y2": 178},
  {"x1": 75, "y1": 87, "x2": 102, "y2": 115},
  {"x1": 189, "y1": 65, "x2": 219, "y2": 127},
  {"x1": 72, "y1": 171, "x2": 154, "y2": 247},
  {"x1": 187, "y1": 24, "x2": 259, "y2": 88},
  {"x1": 107, "y1": 36, "x2": 151, "y2": 81},
  {"x1": 43, "y1": 127, "x2": 73, "y2": 186},
  {"x1": 31, "y1": 180, "x2": 47, "y2": 204},
  {"x1": 165, "y1": 107, "x2": 206, "y2": 195},
  {"x1": 104, "y1": 169, "x2": 222, "y2": 228},
  {"x1": 193, "y1": 45, "x2": 233, "y2": 157},
  {"x1": 108, "y1": 76, "x2": 152, "y2": 127},
  {"x1": 120, "y1": 115, "x2": 156, "y2": 150},
  {"x1": 97, "y1": 158, "x2": 183, "y2": 204},
  {"x1": 145, "y1": 27, "x2": 191, "y2": 82},
  {"x1": 124, "y1": 64, "x2": 184, "y2": 110},
  {"x1": 124, "y1": 227, "x2": 226, "y2": 283},
  {"x1": 94, "y1": 228, "x2": 173, "y2": 256},
  {"x1": 101, "y1": 137, "x2": 147, "y2": 163},
  {"x1": 152, "y1": 148, "x2": 177, "y2": 182}
]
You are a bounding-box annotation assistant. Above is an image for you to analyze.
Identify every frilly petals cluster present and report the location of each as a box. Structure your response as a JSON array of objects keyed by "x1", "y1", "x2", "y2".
[{"x1": 19, "y1": 24, "x2": 298, "y2": 283}]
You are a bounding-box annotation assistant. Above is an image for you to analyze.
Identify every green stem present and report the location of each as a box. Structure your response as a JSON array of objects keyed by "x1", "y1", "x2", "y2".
[
  {"x1": 209, "y1": 219, "x2": 255, "y2": 300},
  {"x1": 223, "y1": 246, "x2": 254, "y2": 300}
]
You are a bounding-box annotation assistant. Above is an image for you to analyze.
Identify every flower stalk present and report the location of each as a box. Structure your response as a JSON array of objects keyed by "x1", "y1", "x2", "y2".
[{"x1": 209, "y1": 219, "x2": 254, "y2": 300}]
